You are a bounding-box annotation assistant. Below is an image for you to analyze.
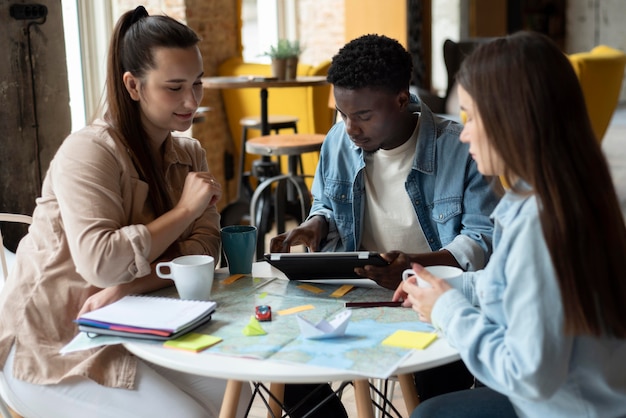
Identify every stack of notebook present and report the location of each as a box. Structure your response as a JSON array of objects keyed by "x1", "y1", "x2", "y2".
[{"x1": 75, "y1": 295, "x2": 216, "y2": 341}]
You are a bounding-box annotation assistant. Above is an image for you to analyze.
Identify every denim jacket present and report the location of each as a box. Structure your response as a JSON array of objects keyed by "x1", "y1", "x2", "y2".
[
  {"x1": 434, "y1": 191, "x2": 626, "y2": 417},
  {"x1": 308, "y1": 99, "x2": 498, "y2": 271}
]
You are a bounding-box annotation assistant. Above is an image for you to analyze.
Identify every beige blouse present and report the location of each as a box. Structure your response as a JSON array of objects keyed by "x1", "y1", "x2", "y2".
[{"x1": 0, "y1": 120, "x2": 221, "y2": 389}]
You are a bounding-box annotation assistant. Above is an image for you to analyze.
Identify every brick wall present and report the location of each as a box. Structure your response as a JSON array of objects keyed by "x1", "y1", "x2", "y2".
[
  {"x1": 185, "y1": 0, "x2": 242, "y2": 211},
  {"x1": 298, "y1": 0, "x2": 345, "y2": 66},
  {"x1": 1, "y1": 0, "x2": 70, "y2": 249}
]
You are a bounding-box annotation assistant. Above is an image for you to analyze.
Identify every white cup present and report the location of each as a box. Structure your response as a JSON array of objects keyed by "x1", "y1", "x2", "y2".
[
  {"x1": 402, "y1": 265, "x2": 463, "y2": 288},
  {"x1": 156, "y1": 255, "x2": 215, "y2": 300}
]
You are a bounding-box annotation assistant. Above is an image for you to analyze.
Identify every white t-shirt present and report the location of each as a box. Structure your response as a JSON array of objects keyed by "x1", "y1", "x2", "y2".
[{"x1": 360, "y1": 123, "x2": 431, "y2": 253}]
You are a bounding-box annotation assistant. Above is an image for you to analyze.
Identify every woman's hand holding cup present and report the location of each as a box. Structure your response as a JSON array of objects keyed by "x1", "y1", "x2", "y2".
[{"x1": 394, "y1": 264, "x2": 461, "y2": 323}]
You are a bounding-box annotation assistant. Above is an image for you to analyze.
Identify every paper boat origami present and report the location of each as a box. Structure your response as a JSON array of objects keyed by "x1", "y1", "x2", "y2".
[{"x1": 296, "y1": 309, "x2": 352, "y2": 339}]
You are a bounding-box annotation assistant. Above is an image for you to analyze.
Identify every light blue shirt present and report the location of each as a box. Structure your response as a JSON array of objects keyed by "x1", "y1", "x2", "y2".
[
  {"x1": 308, "y1": 99, "x2": 498, "y2": 270},
  {"x1": 433, "y1": 191, "x2": 626, "y2": 418}
]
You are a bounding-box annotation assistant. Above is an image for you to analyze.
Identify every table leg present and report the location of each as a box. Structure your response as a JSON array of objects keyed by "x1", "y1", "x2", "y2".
[
  {"x1": 398, "y1": 373, "x2": 420, "y2": 412},
  {"x1": 219, "y1": 379, "x2": 243, "y2": 418},
  {"x1": 268, "y1": 382, "x2": 285, "y2": 418},
  {"x1": 260, "y1": 88, "x2": 269, "y2": 135},
  {"x1": 353, "y1": 379, "x2": 375, "y2": 418}
]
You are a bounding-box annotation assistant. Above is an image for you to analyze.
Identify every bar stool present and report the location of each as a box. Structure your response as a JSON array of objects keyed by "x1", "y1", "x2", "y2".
[
  {"x1": 240, "y1": 115, "x2": 299, "y2": 175},
  {"x1": 239, "y1": 114, "x2": 300, "y2": 198},
  {"x1": 220, "y1": 115, "x2": 300, "y2": 228},
  {"x1": 240, "y1": 115, "x2": 298, "y2": 143},
  {"x1": 246, "y1": 133, "x2": 325, "y2": 259}
]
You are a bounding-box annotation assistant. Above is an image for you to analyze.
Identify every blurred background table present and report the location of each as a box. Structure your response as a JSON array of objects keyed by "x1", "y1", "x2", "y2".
[{"x1": 203, "y1": 76, "x2": 328, "y2": 257}]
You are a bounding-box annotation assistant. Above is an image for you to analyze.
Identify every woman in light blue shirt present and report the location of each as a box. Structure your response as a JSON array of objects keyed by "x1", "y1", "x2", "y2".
[{"x1": 395, "y1": 31, "x2": 626, "y2": 418}]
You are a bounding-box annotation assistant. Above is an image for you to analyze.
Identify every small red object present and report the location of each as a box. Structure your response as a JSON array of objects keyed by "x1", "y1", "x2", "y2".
[{"x1": 255, "y1": 305, "x2": 272, "y2": 321}]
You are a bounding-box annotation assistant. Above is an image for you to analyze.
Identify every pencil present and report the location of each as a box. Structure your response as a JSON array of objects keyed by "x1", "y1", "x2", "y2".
[{"x1": 344, "y1": 301, "x2": 402, "y2": 308}]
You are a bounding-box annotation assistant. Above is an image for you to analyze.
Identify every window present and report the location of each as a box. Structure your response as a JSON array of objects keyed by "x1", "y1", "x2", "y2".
[
  {"x1": 241, "y1": 0, "x2": 298, "y2": 63},
  {"x1": 62, "y1": 0, "x2": 112, "y2": 132},
  {"x1": 62, "y1": 0, "x2": 299, "y2": 131}
]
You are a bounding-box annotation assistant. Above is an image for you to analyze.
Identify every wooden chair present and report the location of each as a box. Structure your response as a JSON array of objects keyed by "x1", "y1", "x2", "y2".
[{"x1": 0, "y1": 213, "x2": 32, "y2": 418}]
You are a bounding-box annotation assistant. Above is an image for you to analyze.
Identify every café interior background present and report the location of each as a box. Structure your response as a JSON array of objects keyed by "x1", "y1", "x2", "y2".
[{"x1": 1, "y1": 0, "x2": 625, "y2": 250}]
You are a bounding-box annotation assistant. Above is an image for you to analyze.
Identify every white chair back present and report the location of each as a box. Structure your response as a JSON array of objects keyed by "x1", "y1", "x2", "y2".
[
  {"x1": 0, "y1": 213, "x2": 32, "y2": 418},
  {"x1": 0, "y1": 213, "x2": 32, "y2": 285},
  {"x1": 0, "y1": 399, "x2": 12, "y2": 418},
  {"x1": 0, "y1": 373, "x2": 17, "y2": 418}
]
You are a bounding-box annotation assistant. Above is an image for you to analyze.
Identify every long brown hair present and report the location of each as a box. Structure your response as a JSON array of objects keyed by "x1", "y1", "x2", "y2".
[
  {"x1": 104, "y1": 6, "x2": 200, "y2": 216},
  {"x1": 457, "y1": 31, "x2": 626, "y2": 337}
]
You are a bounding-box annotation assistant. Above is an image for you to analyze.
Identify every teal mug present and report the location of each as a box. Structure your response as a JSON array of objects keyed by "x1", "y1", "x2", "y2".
[{"x1": 220, "y1": 225, "x2": 257, "y2": 274}]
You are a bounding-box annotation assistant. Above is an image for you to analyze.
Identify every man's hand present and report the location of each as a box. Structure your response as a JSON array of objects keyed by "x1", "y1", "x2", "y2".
[
  {"x1": 355, "y1": 249, "x2": 461, "y2": 289},
  {"x1": 353, "y1": 251, "x2": 411, "y2": 290},
  {"x1": 269, "y1": 216, "x2": 328, "y2": 253}
]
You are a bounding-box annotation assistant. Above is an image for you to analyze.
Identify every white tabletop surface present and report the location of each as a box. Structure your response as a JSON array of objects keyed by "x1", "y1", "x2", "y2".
[
  {"x1": 126, "y1": 334, "x2": 458, "y2": 383},
  {"x1": 125, "y1": 262, "x2": 460, "y2": 383}
]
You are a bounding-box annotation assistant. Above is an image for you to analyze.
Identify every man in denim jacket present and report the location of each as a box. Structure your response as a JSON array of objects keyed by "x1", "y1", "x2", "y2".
[
  {"x1": 271, "y1": 35, "x2": 500, "y2": 412},
  {"x1": 271, "y1": 35, "x2": 498, "y2": 290}
]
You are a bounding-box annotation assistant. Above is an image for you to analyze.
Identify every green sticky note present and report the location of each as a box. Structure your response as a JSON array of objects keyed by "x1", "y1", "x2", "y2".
[
  {"x1": 163, "y1": 333, "x2": 222, "y2": 353},
  {"x1": 381, "y1": 330, "x2": 437, "y2": 350},
  {"x1": 243, "y1": 316, "x2": 267, "y2": 336}
]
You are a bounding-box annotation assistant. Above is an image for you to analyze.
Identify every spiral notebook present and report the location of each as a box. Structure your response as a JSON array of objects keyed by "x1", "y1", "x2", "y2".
[{"x1": 75, "y1": 295, "x2": 216, "y2": 341}]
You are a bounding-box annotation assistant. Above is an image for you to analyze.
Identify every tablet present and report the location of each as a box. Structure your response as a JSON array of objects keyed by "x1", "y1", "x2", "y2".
[{"x1": 264, "y1": 251, "x2": 388, "y2": 281}]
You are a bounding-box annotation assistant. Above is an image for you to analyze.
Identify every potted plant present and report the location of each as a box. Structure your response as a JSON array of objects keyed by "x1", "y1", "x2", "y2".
[{"x1": 263, "y1": 39, "x2": 302, "y2": 80}]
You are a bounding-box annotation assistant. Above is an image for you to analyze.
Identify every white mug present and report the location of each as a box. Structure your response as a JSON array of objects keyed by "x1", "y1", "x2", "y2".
[
  {"x1": 156, "y1": 255, "x2": 215, "y2": 301},
  {"x1": 402, "y1": 265, "x2": 463, "y2": 288}
]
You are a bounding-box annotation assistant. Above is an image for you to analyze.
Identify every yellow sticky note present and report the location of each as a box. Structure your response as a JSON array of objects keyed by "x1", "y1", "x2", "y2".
[
  {"x1": 243, "y1": 316, "x2": 267, "y2": 336},
  {"x1": 163, "y1": 333, "x2": 222, "y2": 353},
  {"x1": 296, "y1": 283, "x2": 325, "y2": 294},
  {"x1": 330, "y1": 284, "x2": 354, "y2": 298},
  {"x1": 277, "y1": 304, "x2": 315, "y2": 316},
  {"x1": 381, "y1": 330, "x2": 438, "y2": 350},
  {"x1": 223, "y1": 274, "x2": 246, "y2": 284}
]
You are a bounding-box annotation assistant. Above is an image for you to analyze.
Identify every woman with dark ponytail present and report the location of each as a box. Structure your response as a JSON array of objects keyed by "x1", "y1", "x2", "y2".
[{"x1": 0, "y1": 7, "x2": 251, "y2": 417}]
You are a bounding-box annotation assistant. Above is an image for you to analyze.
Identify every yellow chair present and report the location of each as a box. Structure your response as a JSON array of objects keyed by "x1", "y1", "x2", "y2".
[{"x1": 568, "y1": 45, "x2": 626, "y2": 143}]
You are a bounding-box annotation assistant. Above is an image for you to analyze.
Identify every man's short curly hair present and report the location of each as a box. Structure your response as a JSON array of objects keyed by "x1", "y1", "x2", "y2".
[{"x1": 327, "y1": 34, "x2": 413, "y2": 93}]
